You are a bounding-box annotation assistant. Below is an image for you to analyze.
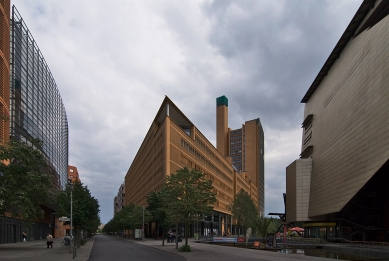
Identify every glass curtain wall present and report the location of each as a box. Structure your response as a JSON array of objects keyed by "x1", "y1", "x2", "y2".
[{"x1": 10, "y1": 6, "x2": 68, "y2": 189}]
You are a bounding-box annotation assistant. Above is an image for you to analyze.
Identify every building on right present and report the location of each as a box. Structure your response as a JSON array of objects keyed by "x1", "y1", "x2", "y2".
[{"x1": 286, "y1": 0, "x2": 389, "y2": 242}]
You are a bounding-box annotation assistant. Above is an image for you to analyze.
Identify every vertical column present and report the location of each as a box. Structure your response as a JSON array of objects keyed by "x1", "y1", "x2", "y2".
[
  {"x1": 0, "y1": 0, "x2": 10, "y2": 144},
  {"x1": 216, "y1": 96, "x2": 228, "y2": 157},
  {"x1": 164, "y1": 117, "x2": 171, "y2": 176}
]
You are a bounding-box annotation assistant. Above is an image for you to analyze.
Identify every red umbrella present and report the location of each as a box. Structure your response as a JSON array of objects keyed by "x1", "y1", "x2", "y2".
[{"x1": 288, "y1": 227, "x2": 304, "y2": 232}]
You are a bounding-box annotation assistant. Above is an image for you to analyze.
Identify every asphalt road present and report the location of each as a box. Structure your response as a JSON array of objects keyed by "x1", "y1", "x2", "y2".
[{"x1": 88, "y1": 235, "x2": 186, "y2": 261}]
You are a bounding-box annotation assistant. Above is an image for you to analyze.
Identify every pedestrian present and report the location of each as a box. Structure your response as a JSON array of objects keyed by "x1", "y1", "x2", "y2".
[
  {"x1": 22, "y1": 232, "x2": 27, "y2": 242},
  {"x1": 46, "y1": 233, "x2": 53, "y2": 248}
]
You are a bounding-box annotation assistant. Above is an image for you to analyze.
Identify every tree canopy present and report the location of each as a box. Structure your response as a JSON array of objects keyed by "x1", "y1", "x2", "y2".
[
  {"x1": 254, "y1": 216, "x2": 274, "y2": 243},
  {"x1": 56, "y1": 181, "x2": 100, "y2": 243},
  {"x1": 147, "y1": 190, "x2": 171, "y2": 245},
  {"x1": 230, "y1": 189, "x2": 258, "y2": 232},
  {"x1": 103, "y1": 202, "x2": 150, "y2": 237},
  {"x1": 159, "y1": 167, "x2": 216, "y2": 247},
  {"x1": 118, "y1": 203, "x2": 150, "y2": 231},
  {"x1": 0, "y1": 139, "x2": 51, "y2": 221}
]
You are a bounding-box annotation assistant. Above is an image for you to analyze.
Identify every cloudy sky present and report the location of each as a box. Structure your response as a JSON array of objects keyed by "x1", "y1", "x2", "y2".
[{"x1": 12, "y1": 0, "x2": 362, "y2": 224}]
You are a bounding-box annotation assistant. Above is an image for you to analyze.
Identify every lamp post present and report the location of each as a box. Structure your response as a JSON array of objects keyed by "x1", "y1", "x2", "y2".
[
  {"x1": 68, "y1": 181, "x2": 73, "y2": 254},
  {"x1": 142, "y1": 206, "x2": 145, "y2": 241}
]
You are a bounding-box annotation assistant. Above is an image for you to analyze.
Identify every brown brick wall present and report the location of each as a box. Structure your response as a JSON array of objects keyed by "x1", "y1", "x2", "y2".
[
  {"x1": 216, "y1": 104, "x2": 229, "y2": 157},
  {"x1": 0, "y1": 0, "x2": 10, "y2": 144},
  {"x1": 124, "y1": 113, "x2": 257, "y2": 215}
]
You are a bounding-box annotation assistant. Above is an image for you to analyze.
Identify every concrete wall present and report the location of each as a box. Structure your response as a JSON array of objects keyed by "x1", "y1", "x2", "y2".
[
  {"x1": 304, "y1": 14, "x2": 389, "y2": 218},
  {"x1": 286, "y1": 159, "x2": 312, "y2": 222}
]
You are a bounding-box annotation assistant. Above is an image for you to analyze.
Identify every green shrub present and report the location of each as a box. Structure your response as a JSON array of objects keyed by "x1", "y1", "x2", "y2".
[{"x1": 179, "y1": 244, "x2": 191, "y2": 252}]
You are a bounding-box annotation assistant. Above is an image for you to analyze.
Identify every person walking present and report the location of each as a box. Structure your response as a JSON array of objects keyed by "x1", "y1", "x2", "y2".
[
  {"x1": 46, "y1": 233, "x2": 53, "y2": 248},
  {"x1": 22, "y1": 232, "x2": 27, "y2": 242}
]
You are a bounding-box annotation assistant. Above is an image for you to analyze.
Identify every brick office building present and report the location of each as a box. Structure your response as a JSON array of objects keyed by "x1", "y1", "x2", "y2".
[
  {"x1": 124, "y1": 96, "x2": 264, "y2": 237},
  {"x1": 0, "y1": 0, "x2": 10, "y2": 146}
]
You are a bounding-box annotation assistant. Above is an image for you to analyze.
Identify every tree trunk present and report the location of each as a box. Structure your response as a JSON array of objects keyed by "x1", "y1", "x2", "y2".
[
  {"x1": 162, "y1": 227, "x2": 165, "y2": 246},
  {"x1": 175, "y1": 223, "x2": 178, "y2": 249},
  {"x1": 77, "y1": 229, "x2": 81, "y2": 248},
  {"x1": 185, "y1": 221, "x2": 188, "y2": 246}
]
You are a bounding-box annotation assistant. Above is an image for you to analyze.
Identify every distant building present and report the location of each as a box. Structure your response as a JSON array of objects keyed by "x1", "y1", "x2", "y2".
[
  {"x1": 217, "y1": 96, "x2": 265, "y2": 216},
  {"x1": 59, "y1": 165, "x2": 81, "y2": 237},
  {"x1": 98, "y1": 223, "x2": 105, "y2": 231},
  {"x1": 124, "y1": 96, "x2": 264, "y2": 236},
  {"x1": 114, "y1": 183, "x2": 125, "y2": 215},
  {"x1": 286, "y1": 0, "x2": 389, "y2": 242},
  {"x1": 68, "y1": 165, "x2": 81, "y2": 184}
]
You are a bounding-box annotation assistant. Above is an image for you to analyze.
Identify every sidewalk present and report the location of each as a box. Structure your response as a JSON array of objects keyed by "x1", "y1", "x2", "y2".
[
  {"x1": 132, "y1": 238, "x2": 334, "y2": 261},
  {"x1": 0, "y1": 236, "x2": 94, "y2": 261},
  {"x1": 3, "y1": 236, "x2": 389, "y2": 261}
]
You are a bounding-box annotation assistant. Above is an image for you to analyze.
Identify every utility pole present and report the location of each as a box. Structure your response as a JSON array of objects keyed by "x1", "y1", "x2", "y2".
[{"x1": 69, "y1": 181, "x2": 73, "y2": 254}]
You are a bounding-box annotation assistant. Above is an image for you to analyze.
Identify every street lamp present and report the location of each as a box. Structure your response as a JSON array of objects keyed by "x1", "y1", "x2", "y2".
[
  {"x1": 68, "y1": 180, "x2": 73, "y2": 254},
  {"x1": 142, "y1": 206, "x2": 145, "y2": 241}
]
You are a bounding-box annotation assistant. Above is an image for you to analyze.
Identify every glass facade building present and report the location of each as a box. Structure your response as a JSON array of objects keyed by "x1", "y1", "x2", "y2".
[{"x1": 10, "y1": 6, "x2": 68, "y2": 188}]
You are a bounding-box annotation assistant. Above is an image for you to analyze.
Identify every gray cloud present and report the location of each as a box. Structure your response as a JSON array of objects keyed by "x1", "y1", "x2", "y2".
[{"x1": 12, "y1": 0, "x2": 362, "y2": 223}]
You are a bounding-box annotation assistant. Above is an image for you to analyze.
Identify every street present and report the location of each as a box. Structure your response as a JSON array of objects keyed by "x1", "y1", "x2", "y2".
[{"x1": 88, "y1": 235, "x2": 186, "y2": 261}]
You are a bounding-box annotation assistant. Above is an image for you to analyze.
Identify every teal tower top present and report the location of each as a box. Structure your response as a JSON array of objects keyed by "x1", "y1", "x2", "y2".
[{"x1": 216, "y1": 95, "x2": 228, "y2": 107}]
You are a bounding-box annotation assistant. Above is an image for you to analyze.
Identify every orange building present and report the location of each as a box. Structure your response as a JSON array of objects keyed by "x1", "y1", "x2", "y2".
[
  {"x1": 68, "y1": 165, "x2": 81, "y2": 183},
  {"x1": 217, "y1": 96, "x2": 265, "y2": 216},
  {"x1": 0, "y1": 0, "x2": 10, "y2": 145},
  {"x1": 54, "y1": 165, "x2": 82, "y2": 238},
  {"x1": 124, "y1": 96, "x2": 264, "y2": 236}
]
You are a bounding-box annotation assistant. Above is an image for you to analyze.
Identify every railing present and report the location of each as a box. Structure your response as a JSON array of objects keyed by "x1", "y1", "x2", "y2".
[
  {"x1": 284, "y1": 237, "x2": 389, "y2": 251},
  {"x1": 283, "y1": 237, "x2": 327, "y2": 245},
  {"x1": 341, "y1": 240, "x2": 389, "y2": 250},
  {"x1": 197, "y1": 235, "x2": 214, "y2": 242}
]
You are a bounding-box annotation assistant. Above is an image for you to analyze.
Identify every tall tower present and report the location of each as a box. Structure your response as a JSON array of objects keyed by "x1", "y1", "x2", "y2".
[
  {"x1": 216, "y1": 95, "x2": 229, "y2": 157},
  {"x1": 230, "y1": 119, "x2": 264, "y2": 216},
  {"x1": 0, "y1": 0, "x2": 10, "y2": 144},
  {"x1": 217, "y1": 95, "x2": 265, "y2": 215}
]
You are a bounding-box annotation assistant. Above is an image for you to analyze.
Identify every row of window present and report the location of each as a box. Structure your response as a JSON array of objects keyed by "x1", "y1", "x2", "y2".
[
  {"x1": 10, "y1": 7, "x2": 69, "y2": 188},
  {"x1": 181, "y1": 138, "x2": 232, "y2": 184},
  {"x1": 194, "y1": 136, "x2": 231, "y2": 173}
]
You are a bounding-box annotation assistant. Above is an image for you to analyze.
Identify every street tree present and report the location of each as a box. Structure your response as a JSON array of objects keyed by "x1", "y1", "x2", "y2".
[
  {"x1": 103, "y1": 217, "x2": 120, "y2": 235},
  {"x1": 254, "y1": 216, "x2": 274, "y2": 244},
  {"x1": 56, "y1": 181, "x2": 100, "y2": 247},
  {"x1": 0, "y1": 139, "x2": 52, "y2": 221},
  {"x1": 103, "y1": 203, "x2": 150, "y2": 238},
  {"x1": 119, "y1": 203, "x2": 150, "y2": 237},
  {"x1": 147, "y1": 190, "x2": 172, "y2": 245},
  {"x1": 230, "y1": 189, "x2": 258, "y2": 235},
  {"x1": 159, "y1": 167, "x2": 216, "y2": 250}
]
